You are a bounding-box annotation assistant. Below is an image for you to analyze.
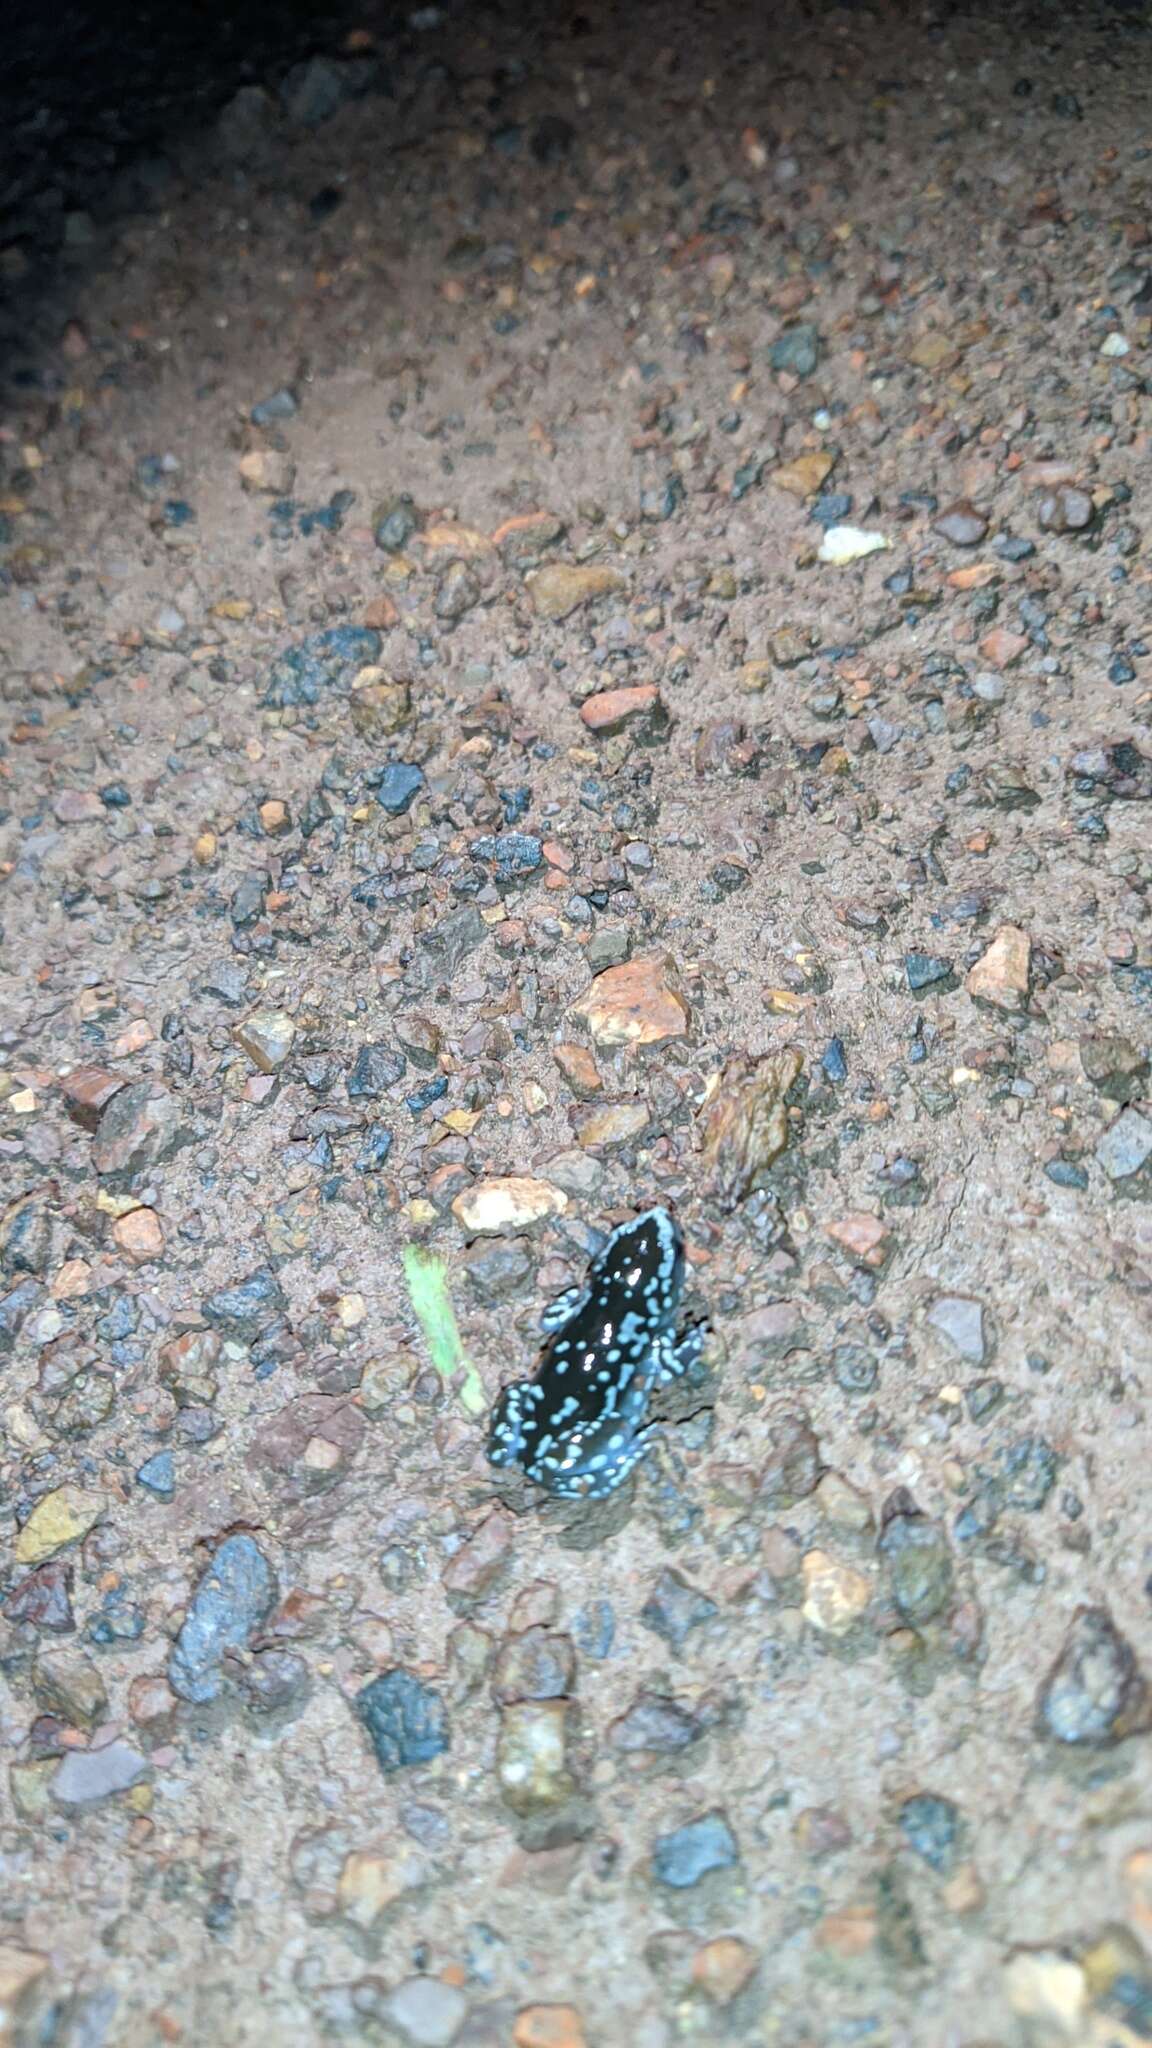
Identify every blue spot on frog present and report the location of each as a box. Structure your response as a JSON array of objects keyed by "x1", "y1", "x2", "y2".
[{"x1": 487, "y1": 1207, "x2": 704, "y2": 1500}]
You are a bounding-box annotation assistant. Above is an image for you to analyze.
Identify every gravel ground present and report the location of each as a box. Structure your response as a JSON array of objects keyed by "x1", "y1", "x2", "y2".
[{"x1": 2, "y1": 0, "x2": 1152, "y2": 2042}]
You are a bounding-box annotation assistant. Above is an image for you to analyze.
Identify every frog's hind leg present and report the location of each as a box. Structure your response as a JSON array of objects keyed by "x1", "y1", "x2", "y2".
[
  {"x1": 581, "y1": 1420, "x2": 663, "y2": 1498},
  {"x1": 655, "y1": 1320, "x2": 707, "y2": 1386}
]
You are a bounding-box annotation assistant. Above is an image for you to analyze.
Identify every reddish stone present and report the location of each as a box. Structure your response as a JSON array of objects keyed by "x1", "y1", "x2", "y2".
[
  {"x1": 60, "y1": 1067, "x2": 126, "y2": 1132},
  {"x1": 579, "y1": 683, "x2": 666, "y2": 738}
]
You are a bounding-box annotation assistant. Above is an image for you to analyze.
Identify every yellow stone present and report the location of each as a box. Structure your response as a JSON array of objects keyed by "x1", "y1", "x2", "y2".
[
  {"x1": 526, "y1": 563, "x2": 627, "y2": 622},
  {"x1": 772, "y1": 450, "x2": 835, "y2": 497},
  {"x1": 1004, "y1": 1950, "x2": 1087, "y2": 2039},
  {"x1": 442, "y1": 1109, "x2": 482, "y2": 1137},
  {"x1": 14, "y1": 1485, "x2": 106, "y2": 1565},
  {"x1": 801, "y1": 1549, "x2": 872, "y2": 1635}
]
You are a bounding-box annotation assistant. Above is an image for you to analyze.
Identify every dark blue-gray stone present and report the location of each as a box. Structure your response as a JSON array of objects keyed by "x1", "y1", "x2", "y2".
[
  {"x1": 811, "y1": 492, "x2": 854, "y2": 528},
  {"x1": 264, "y1": 626, "x2": 382, "y2": 710},
  {"x1": 250, "y1": 388, "x2": 298, "y2": 426},
  {"x1": 136, "y1": 1451, "x2": 175, "y2": 1499},
  {"x1": 202, "y1": 1266, "x2": 286, "y2": 1338},
  {"x1": 356, "y1": 1125, "x2": 394, "y2": 1172},
  {"x1": 770, "y1": 323, "x2": 820, "y2": 377},
  {"x1": 347, "y1": 1043, "x2": 406, "y2": 1100},
  {"x1": 1044, "y1": 1159, "x2": 1088, "y2": 1191},
  {"x1": 640, "y1": 1568, "x2": 718, "y2": 1651},
  {"x1": 356, "y1": 1669, "x2": 449, "y2": 1774},
  {"x1": 899, "y1": 1792, "x2": 960, "y2": 1873},
  {"x1": 572, "y1": 1599, "x2": 616, "y2": 1661},
  {"x1": 879, "y1": 1511, "x2": 955, "y2": 1624},
  {"x1": 168, "y1": 1535, "x2": 277, "y2": 1703},
  {"x1": 1038, "y1": 1606, "x2": 1150, "y2": 1745},
  {"x1": 470, "y1": 832, "x2": 543, "y2": 882},
  {"x1": 904, "y1": 951, "x2": 954, "y2": 993},
  {"x1": 374, "y1": 495, "x2": 418, "y2": 552},
  {"x1": 376, "y1": 762, "x2": 426, "y2": 815},
  {"x1": 997, "y1": 1434, "x2": 1057, "y2": 1512},
  {"x1": 1096, "y1": 1108, "x2": 1152, "y2": 1183},
  {"x1": 652, "y1": 1809, "x2": 738, "y2": 1889},
  {"x1": 821, "y1": 1036, "x2": 848, "y2": 1084}
]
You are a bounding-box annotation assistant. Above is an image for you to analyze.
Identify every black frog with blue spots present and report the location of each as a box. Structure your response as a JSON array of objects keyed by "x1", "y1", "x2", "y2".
[{"x1": 487, "y1": 1207, "x2": 704, "y2": 1500}]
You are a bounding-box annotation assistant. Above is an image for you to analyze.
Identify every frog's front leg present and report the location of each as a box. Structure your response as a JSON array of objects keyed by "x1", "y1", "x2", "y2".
[
  {"x1": 655, "y1": 1320, "x2": 707, "y2": 1386},
  {"x1": 540, "y1": 1284, "x2": 585, "y2": 1333}
]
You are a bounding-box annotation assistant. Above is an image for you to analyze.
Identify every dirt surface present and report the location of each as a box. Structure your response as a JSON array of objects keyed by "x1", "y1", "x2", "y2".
[{"x1": 3, "y1": 0, "x2": 1152, "y2": 2041}]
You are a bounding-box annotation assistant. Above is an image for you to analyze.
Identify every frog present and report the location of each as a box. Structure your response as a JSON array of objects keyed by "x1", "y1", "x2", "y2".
[{"x1": 486, "y1": 1206, "x2": 704, "y2": 1500}]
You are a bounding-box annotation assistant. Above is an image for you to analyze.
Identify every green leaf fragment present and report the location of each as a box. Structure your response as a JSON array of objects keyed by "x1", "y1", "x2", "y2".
[{"x1": 401, "y1": 1244, "x2": 487, "y2": 1416}]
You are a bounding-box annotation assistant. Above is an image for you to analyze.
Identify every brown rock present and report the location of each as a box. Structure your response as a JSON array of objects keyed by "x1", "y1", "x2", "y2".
[
  {"x1": 965, "y1": 923, "x2": 1032, "y2": 1014},
  {"x1": 772, "y1": 450, "x2": 835, "y2": 497},
  {"x1": 760, "y1": 1406, "x2": 823, "y2": 1506},
  {"x1": 700, "y1": 1048, "x2": 803, "y2": 1208},
  {"x1": 794, "y1": 1805, "x2": 854, "y2": 1859},
  {"x1": 258, "y1": 799, "x2": 291, "y2": 835},
  {"x1": 128, "y1": 1675, "x2": 179, "y2": 1739},
  {"x1": 60, "y1": 1066, "x2": 126, "y2": 1131},
  {"x1": 248, "y1": 1395, "x2": 365, "y2": 1491},
  {"x1": 568, "y1": 953, "x2": 691, "y2": 1052},
  {"x1": 349, "y1": 672, "x2": 411, "y2": 738},
  {"x1": 0, "y1": 1946, "x2": 51, "y2": 2042},
  {"x1": 92, "y1": 1080, "x2": 187, "y2": 1179},
  {"x1": 451, "y1": 1177, "x2": 567, "y2": 1236},
  {"x1": 442, "y1": 1510, "x2": 513, "y2": 1604},
  {"x1": 579, "y1": 683, "x2": 667, "y2": 740},
  {"x1": 825, "y1": 1212, "x2": 892, "y2": 1269},
  {"x1": 111, "y1": 1208, "x2": 164, "y2": 1263},
  {"x1": 979, "y1": 626, "x2": 1028, "y2": 669},
  {"x1": 493, "y1": 1627, "x2": 576, "y2": 1705},
  {"x1": 239, "y1": 448, "x2": 295, "y2": 495},
  {"x1": 526, "y1": 563, "x2": 625, "y2": 621},
  {"x1": 815, "y1": 1907, "x2": 878, "y2": 1957},
  {"x1": 551, "y1": 1043, "x2": 603, "y2": 1097},
  {"x1": 691, "y1": 1936, "x2": 758, "y2": 2005},
  {"x1": 575, "y1": 1101, "x2": 650, "y2": 1148},
  {"x1": 33, "y1": 1647, "x2": 108, "y2": 1729},
  {"x1": 233, "y1": 1010, "x2": 296, "y2": 1072},
  {"x1": 513, "y1": 2006, "x2": 587, "y2": 2048}
]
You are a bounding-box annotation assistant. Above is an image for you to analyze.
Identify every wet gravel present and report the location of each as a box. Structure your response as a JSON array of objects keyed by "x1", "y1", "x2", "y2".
[{"x1": 2, "y1": 0, "x2": 1152, "y2": 2040}]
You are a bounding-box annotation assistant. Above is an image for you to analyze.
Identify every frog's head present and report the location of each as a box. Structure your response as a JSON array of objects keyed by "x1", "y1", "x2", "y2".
[{"x1": 487, "y1": 1379, "x2": 528, "y2": 1467}]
